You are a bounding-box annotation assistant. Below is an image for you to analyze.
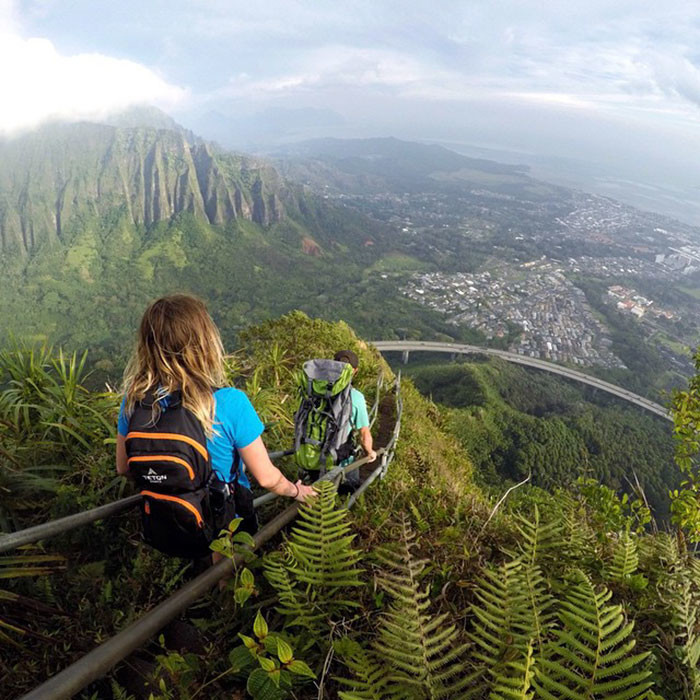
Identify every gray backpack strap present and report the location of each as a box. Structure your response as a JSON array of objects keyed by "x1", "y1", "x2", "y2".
[{"x1": 293, "y1": 377, "x2": 314, "y2": 452}]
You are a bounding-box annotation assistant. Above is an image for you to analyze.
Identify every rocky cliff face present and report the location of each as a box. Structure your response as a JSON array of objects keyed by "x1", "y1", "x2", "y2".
[{"x1": 0, "y1": 123, "x2": 285, "y2": 256}]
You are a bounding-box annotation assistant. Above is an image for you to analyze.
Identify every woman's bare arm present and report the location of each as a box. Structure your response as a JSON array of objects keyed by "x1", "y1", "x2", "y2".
[
  {"x1": 239, "y1": 436, "x2": 314, "y2": 502},
  {"x1": 116, "y1": 434, "x2": 129, "y2": 475}
]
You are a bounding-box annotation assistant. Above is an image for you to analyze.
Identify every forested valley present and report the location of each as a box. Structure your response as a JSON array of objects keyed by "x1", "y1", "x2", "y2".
[{"x1": 404, "y1": 357, "x2": 678, "y2": 519}]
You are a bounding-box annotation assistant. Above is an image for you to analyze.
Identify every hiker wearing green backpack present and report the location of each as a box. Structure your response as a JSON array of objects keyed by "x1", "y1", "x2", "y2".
[{"x1": 293, "y1": 349, "x2": 376, "y2": 490}]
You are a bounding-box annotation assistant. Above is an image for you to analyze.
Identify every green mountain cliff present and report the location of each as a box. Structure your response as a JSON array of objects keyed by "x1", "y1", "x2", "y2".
[{"x1": 0, "y1": 122, "x2": 285, "y2": 256}]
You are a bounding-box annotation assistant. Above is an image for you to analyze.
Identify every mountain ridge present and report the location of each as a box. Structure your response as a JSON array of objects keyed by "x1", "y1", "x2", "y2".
[
  {"x1": 0, "y1": 122, "x2": 286, "y2": 256},
  {"x1": 274, "y1": 136, "x2": 530, "y2": 176}
]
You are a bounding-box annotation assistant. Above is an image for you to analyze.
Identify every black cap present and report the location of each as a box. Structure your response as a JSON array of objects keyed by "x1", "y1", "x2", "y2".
[{"x1": 334, "y1": 349, "x2": 359, "y2": 369}]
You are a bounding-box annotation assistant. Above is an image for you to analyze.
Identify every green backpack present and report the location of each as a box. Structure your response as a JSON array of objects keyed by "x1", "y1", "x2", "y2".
[{"x1": 293, "y1": 359, "x2": 355, "y2": 472}]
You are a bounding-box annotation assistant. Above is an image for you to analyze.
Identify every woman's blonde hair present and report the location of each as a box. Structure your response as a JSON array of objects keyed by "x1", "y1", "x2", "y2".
[{"x1": 123, "y1": 294, "x2": 226, "y2": 437}]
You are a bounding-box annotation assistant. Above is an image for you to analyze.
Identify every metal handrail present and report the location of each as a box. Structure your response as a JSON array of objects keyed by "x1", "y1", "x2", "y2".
[
  {"x1": 0, "y1": 449, "x2": 295, "y2": 554},
  {"x1": 382, "y1": 375, "x2": 402, "y2": 477},
  {"x1": 0, "y1": 495, "x2": 142, "y2": 555},
  {"x1": 17, "y1": 503, "x2": 302, "y2": 700},
  {"x1": 18, "y1": 446, "x2": 392, "y2": 700},
  {"x1": 268, "y1": 448, "x2": 295, "y2": 461},
  {"x1": 349, "y1": 376, "x2": 403, "y2": 507},
  {"x1": 252, "y1": 488, "x2": 283, "y2": 508},
  {"x1": 346, "y1": 458, "x2": 384, "y2": 509},
  {"x1": 13, "y1": 374, "x2": 402, "y2": 700},
  {"x1": 255, "y1": 447, "x2": 389, "y2": 511}
]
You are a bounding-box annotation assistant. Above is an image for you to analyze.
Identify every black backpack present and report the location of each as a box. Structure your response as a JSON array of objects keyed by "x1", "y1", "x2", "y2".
[{"x1": 125, "y1": 392, "x2": 246, "y2": 559}]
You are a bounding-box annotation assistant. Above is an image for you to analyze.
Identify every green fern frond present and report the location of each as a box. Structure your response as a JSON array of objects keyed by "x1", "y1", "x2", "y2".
[
  {"x1": 469, "y1": 561, "x2": 525, "y2": 665},
  {"x1": 687, "y1": 556, "x2": 700, "y2": 583},
  {"x1": 409, "y1": 501, "x2": 430, "y2": 533},
  {"x1": 264, "y1": 479, "x2": 363, "y2": 634},
  {"x1": 468, "y1": 557, "x2": 551, "y2": 696},
  {"x1": 659, "y1": 532, "x2": 686, "y2": 568},
  {"x1": 335, "y1": 639, "x2": 390, "y2": 700},
  {"x1": 557, "y1": 490, "x2": 597, "y2": 564},
  {"x1": 608, "y1": 531, "x2": 640, "y2": 583},
  {"x1": 109, "y1": 679, "x2": 136, "y2": 700},
  {"x1": 372, "y1": 515, "x2": 472, "y2": 699},
  {"x1": 489, "y1": 641, "x2": 536, "y2": 700},
  {"x1": 662, "y1": 571, "x2": 700, "y2": 698},
  {"x1": 520, "y1": 561, "x2": 553, "y2": 652},
  {"x1": 533, "y1": 570, "x2": 653, "y2": 700},
  {"x1": 263, "y1": 553, "x2": 322, "y2": 631},
  {"x1": 512, "y1": 505, "x2": 562, "y2": 568},
  {"x1": 287, "y1": 479, "x2": 364, "y2": 594}
]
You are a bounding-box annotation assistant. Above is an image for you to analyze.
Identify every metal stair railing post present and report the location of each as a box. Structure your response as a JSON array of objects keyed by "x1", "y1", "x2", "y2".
[
  {"x1": 346, "y1": 452, "x2": 388, "y2": 509},
  {"x1": 381, "y1": 376, "x2": 402, "y2": 479},
  {"x1": 0, "y1": 449, "x2": 295, "y2": 554},
  {"x1": 369, "y1": 370, "x2": 383, "y2": 429}
]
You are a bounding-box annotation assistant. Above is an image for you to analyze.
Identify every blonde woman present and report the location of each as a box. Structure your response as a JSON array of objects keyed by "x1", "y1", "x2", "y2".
[{"x1": 116, "y1": 295, "x2": 314, "y2": 554}]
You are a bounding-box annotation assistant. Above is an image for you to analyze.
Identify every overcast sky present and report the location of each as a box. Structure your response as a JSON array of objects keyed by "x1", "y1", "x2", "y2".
[{"x1": 4, "y1": 0, "x2": 700, "y2": 216}]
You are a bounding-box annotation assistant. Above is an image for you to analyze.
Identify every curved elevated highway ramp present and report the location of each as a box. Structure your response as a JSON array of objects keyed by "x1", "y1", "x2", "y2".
[{"x1": 372, "y1": 340, "x2": 671, "y2": 422}]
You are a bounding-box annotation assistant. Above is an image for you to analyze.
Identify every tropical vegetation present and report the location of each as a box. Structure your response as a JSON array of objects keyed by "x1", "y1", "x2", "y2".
[{"x1": 1, "y1": 313, "x2": 700, "y2": 699}]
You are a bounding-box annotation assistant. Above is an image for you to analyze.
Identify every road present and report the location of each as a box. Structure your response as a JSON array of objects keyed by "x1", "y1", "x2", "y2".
[{"x1": 372, "y1": 340, "x2": 672, "y2": 422}]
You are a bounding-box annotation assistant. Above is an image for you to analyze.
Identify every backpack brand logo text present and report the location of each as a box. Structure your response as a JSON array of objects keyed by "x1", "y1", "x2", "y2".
[{"x1": 144, "y1": 468, "x2": 167, "y2": 482}]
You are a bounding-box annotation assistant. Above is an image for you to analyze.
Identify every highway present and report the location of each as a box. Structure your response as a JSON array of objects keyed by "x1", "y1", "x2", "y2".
[{"x1": 372, "y1": 340, "x2": 672, "y2": 422}]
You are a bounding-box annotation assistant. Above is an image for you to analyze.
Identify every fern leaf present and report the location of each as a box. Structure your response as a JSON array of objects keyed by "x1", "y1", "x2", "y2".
[
  {"x1": 335, "y1": 639, "x2": 391, "y2": 700},
  {"x1": 468, "y1": 557, "x2": 551, "y2": 697},
  {"x1": 372, "y1": 516, "x2": 472, "y2": 699},
  {"x1": 533, "y1": 570, "x2": 653, "y2": 700},
  {"x1": 557, "y1": 490, "x2": 597, "y2": 565},
  {"x1": 608, "y1": 531, "x2": 640, "y2": 583},
  {"x1": 489, "y1": 641, "x2": 536, "y2": 700},
  {"x1": 263, "y1": 553, "x2": 322, "y2": 631},
  {"x1": 287, "y1": 480, "x2": 364, "y2": 593},
  {"x1": 264, "y1": 479, "x2": 364, "y2": 635},
  {"x1": 513, "y1": 505, "x2": 562, "y2": 568},
  {"x1": 662, "y1": 570, "x2": 700, "y2": 698}
]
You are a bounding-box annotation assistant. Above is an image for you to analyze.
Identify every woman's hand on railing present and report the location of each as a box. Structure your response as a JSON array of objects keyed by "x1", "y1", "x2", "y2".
[{"x1": 293, "y1": 480, "x2": 316, "y2": 503}]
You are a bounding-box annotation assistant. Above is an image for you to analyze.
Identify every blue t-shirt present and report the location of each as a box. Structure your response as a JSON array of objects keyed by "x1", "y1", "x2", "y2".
[
  {"x1": 350, "y1": 388, "x2": 370, "y2": 430},
  {"x1": 117, "y1": 388, "x2": 264, "y2": 488}
]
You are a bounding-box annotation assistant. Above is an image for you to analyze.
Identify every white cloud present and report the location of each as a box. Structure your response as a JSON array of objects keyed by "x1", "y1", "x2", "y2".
[
  {"x1": 647, "y1": 53, "x2": 700, "y2": 109},
  {"x1": 0, "y1": 2, "x2": 186, "y2": 135},
  {"x1": 213, "y1": 45, "x2": 508, "y2": 108},
  {"x1": 8, "y1": 0, "x2": 700, "y2": 156},
  {"x1": 197, "y1": 5, "x2": 700, "y2": 131}
]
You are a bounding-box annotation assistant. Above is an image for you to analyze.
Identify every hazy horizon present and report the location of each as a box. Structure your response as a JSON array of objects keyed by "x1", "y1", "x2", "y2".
[{"x1": 5, "y1": 0, "x2": 700, "y2": 223}]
